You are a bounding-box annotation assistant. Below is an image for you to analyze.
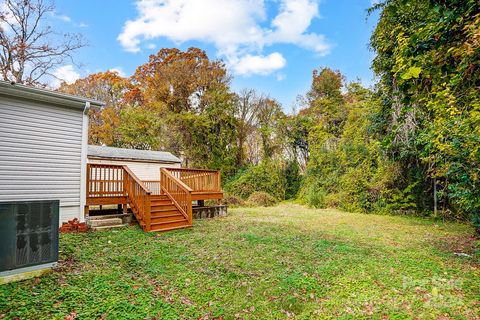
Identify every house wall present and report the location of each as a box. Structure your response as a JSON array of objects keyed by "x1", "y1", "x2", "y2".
[
  {"x1": 87, "y1": 158, "x2": 181, "y2": 180},
  {"x1": 0, "y1": 95, "x2": 85, "y2": 223}
]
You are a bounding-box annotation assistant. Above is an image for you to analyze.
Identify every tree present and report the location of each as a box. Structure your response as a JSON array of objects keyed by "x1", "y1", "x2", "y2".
[
  {"x1": 0, "y1": 0, "x2": 86, "y2": 85},
  {"x1": 256, "y1": 97, "x2": 285, "y2": 159},
  {"x1": 283, "y1": 113, "x2": 312, "y2": 172},
  {"x1": 59, "y1": 71, "x2": 140, "y2": 146},
  {"x1": 370, "y1": 0, "x2": 480, "y2": 231},
  {"x1": 133, "y1": 47, "x2": 230, "y2": 114},
  {"x1": 234, "y1": 89, "x2": 260, "y2": 166},
  {"x1": 133, "y1": 48, "x2": 238, "y2": 173}
]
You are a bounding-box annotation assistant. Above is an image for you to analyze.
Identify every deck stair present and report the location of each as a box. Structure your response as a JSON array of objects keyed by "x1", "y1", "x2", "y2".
[
  {"x1": 86, "y1": 165, "x2": 223, "y2": 232},
  {"x1": 149, "y1": 195, "x2": 190, "y2": 231}
]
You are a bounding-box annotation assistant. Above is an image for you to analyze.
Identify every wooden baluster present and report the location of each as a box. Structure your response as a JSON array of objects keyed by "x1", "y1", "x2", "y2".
[
  {"x1": 123, "y1": 168, "x2": 128, "y2": 197},
  {"x1": 145, "y1": 193, "x2": 151, "y2": 231},
  {"x1": 186, "y1": 188, "x2": 192, "y2": 225}
]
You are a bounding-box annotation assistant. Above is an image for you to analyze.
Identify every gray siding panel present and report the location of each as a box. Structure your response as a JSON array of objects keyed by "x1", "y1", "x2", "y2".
[{"x1": 0, "y1": 96, "x2": 83, "y2": 209}]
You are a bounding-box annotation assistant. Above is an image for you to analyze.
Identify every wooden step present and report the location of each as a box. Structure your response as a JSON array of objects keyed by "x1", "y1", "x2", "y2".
[
  {"x1": 151, "y1": 208, "x2": 180, "y2": 215},
  {"x1": 151, "y1": 205, "x2": 178, "y2": 213},
  {"x1": 151, "y1": 214, "x2": 186, "y2": 224},
  {"x1": 151, "y1": 219, "x2": 189, "y2": 228},
  {"x1": 151, "y1": 200, "x2": 173, "y2": 206},
  {"x1": 150, "y1": 220, "x2": 191, "y2": 232},
  {"x1": 150, "y1": 195, "x2": 169, "y2": 201}
]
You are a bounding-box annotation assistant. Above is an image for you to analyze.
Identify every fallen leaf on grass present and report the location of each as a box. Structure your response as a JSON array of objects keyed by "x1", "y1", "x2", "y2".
[
  {"x1": 64, "y1": 311, "x2": 77, "y2": 320},
  {"x1": 181, "y1": 297, "x2": 194, "y2": 306}
]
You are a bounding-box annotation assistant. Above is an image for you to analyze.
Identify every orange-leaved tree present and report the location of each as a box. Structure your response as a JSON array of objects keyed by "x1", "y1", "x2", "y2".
[{"x1": 58, "y1": 71, "x2": 141, "y2": 146}]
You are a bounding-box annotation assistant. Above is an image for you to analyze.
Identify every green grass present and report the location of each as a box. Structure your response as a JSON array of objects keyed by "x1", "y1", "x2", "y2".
[{"x1": 1, "y1": 204, "x2": 479, "y2": 319}]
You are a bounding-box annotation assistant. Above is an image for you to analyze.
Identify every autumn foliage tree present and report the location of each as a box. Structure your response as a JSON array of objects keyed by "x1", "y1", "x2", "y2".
[
  {"x1": 59, "y1": 71, "x2": 141, "y2": 146},
  {"x1": 132, "y1": 47, "x2": 238, "y2": 174},
  {"x1": 133, "y1": 47, "x2": 230, "y2": 114}
]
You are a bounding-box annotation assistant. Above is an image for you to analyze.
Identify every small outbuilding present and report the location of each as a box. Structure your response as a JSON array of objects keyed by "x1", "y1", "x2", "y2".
[{"x1": 87, "y1": 145, "x2": 182, "y2": 181}]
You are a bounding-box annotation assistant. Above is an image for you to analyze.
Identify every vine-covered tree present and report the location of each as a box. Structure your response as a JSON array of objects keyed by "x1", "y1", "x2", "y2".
[{"x1": 370, "y1": 0, "x2": 480, "y2": 232}]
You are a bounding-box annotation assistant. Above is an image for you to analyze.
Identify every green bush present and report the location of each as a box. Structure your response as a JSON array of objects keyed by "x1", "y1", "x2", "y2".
[
  {"x1": 224, "y1": 161, "x2": 286, "y2": 200},
  {"x1": 246, "y1": 191, "x2": 278, "y2": 207},
  {"x1": 285, "y1": 160, "x2": 302, "y2": 199},
  {"x1": 300, "y1": 182, "x2": 327, "y2": 208}
]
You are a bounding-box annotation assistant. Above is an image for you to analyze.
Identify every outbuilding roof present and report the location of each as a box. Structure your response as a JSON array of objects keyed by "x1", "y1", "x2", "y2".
[
  {"x1": 0, "y1": 80, "x2": 105, "y2": 109},
  {"x1": 88, "y1": 145, "x2": 182, "y2": 164}
]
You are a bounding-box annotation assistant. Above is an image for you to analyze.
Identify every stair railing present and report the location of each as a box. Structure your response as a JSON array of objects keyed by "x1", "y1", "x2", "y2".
[
  {"x1": 160, "y1": 168, "x2": 193, "y2": 225},
  {"x1": 86, "y1": 163, "x2": 151, "y2": 231},
  {"x1": 163, "y1": 168, "x2": 221, "y2": 192},
  {"x1": 123, "y1": 166, "x2": 151, "y2": 231}
]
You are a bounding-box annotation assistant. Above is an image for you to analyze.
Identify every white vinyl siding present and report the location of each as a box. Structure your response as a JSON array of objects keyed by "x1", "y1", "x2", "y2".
[
  {"x1": 87, "y1": 158, "x2": 180, "y2": 181},
  {"x1": 0, "y1": 96, "x2": 84, "y2": 222}
]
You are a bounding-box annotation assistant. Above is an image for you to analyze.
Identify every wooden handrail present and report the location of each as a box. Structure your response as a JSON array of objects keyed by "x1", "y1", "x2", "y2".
[
  {"x1": 87, "y1": 163, "x2": 152, "y2": 231},
  {"x1": 86, "y1": 164, "x2": 221, "y2": 231},
  {"x1": 123, "y1": 165, "x2": 151, "y2": 231},
  {"x1": 123, "y1": 165, "x2": 150, "y2": 190},
  {"x1": 86, "y1": 164, "x2": 125, "y2": 198},
  {"x1": 160, "y1": 168, "x2": 192, "y2": 224},
  {"x1": 166, "y1": 168, "x2": 221, "y2": 192},
  {"x1": 143, "y1": 180, "x2": 161, "y2": 195},
  {"x1": 162, "y1": 170, "x2": 193, "y2": 192},
  {"x1": 163, "y1": 167, "x2": 220, "y2": 173}
]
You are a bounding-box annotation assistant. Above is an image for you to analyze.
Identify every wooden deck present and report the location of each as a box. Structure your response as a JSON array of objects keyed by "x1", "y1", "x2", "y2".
[{"x1": 85, "y1": 164, "x2": 223, "y2": 232}]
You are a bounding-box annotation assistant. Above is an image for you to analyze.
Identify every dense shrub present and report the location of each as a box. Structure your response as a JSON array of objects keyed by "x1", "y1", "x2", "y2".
[
  {"x1": 221, "y1": 194, "x2": 245, "y2": 207},
  {"x1": 246, "y1": 191, "x2": 278, "y2": 207},
  {"x1": 224, "y1": 161, "x2": 286, "y2": 200},
  {"x1": 300, "y1": 182, "x2": 327, "y2": 208},
  {"x1": 298, "y1": 82, "x2": 404, "y2": 214},
  {"x1": 284, "y1": 160, "x2": 302, "y2": 199}
]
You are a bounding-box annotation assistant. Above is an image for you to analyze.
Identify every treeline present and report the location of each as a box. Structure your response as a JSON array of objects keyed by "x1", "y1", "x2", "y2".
[{"x1": 59, "y1": 0, "x2": 480, "y2": 233}]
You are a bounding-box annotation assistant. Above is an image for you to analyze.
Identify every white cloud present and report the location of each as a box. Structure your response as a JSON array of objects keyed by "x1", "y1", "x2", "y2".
[
  {"x1": 118, "y1": 0, "x2": 330, "y2": 76},
  {"x1": 0, "y1": 2, "x2": 17, "y2": 30},
  {"x1": 232, "y1": 52, "x2": 286, "y2": 76},
  {"x1": 51, "y1": 65, "x2": 80, "y2": 88},
  {"x1": 109, "y1": 67, "x2": 127, "y2": 77},
  {"x1": 146, "y1": 43, "x2": 156, "y2": 49},
  {"x1": 57, "y1": 14, "x2": 72, "y2": 22},
  {"x1": 268, "y1": 0, "x2": 329, "y2": 55},
  {"x1": 276, "y1": 73, "x2": 286, "y2": 81}
]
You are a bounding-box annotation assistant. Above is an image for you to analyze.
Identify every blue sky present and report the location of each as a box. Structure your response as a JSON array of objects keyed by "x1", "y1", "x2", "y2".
[{"x1": 53, "y1": 0, "x2": 379, "y2": 110}]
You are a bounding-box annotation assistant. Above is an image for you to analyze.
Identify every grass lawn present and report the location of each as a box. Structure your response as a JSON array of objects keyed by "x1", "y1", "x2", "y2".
[{"x1": 1, "y1": 204, "x2": 479, "y2": 319}]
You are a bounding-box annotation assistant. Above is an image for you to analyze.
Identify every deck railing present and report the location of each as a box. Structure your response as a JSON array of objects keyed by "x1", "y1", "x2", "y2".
[
  {"x1": 87, "y1": 163, "x2": 151, "y2": 230},
  {"x1": 166, "y1": 168, "x2": 221, "y2": 192},
  {"x1": 160, "y1": 168, "x2": 193, "y2": 225},
  {"x1": 143, "y1": 180, "x2": 161, "y2": 195},
  {"x1": 86, "y1": 165, "x2": 221, "y2": 230},
  {"x1": 86, "y1": 164, "x2": 125, "y2": 198},
  {"x1": 123, "y1": 166, "x2": 151, "y2": 230}
]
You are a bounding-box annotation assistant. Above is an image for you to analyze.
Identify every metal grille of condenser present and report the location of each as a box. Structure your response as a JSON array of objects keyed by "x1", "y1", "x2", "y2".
[{"x1": 0, "y1": 200, "x2": 59, "y2": 272}]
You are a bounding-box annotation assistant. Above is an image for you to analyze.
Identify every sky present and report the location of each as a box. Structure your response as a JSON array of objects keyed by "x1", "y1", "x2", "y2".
[{"x1": 52, "y1": 0, "x2": 379, "y2": 110}]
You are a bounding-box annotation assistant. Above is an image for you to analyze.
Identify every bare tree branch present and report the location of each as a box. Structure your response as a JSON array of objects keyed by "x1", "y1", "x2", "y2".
[{"x1": 0, "y1": 0, "x2": 86, "y2": 85}]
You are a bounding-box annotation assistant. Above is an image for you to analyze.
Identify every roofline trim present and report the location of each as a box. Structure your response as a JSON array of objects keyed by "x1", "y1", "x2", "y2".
[
  {"x1": 0, "y1": 80, "x2": 105, "y2": 109},
  {"x1": 87, "y1": 155, "x2": 182, "y2": 164}
]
